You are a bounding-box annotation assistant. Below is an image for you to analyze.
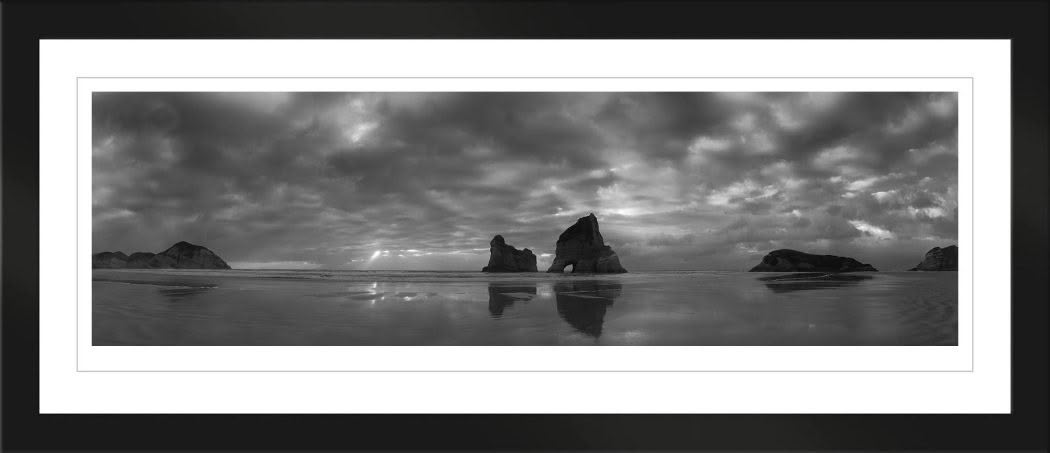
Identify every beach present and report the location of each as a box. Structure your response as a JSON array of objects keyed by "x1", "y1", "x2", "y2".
[{"x1": 93, "y1": 269, "x2": 958, "y2": 346}]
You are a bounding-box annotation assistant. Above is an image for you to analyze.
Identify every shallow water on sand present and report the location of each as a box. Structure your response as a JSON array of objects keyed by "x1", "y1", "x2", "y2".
[{"x1": 92, "y1": 270, "x2": 958, "y2": 346}]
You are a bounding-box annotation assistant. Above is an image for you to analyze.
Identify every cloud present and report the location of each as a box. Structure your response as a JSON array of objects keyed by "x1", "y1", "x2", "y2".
[
  {"x1": 93, "y1": 92, "x2": 958, "y2": 270},
  {"x1": 849, "y1": 219, "x2": 896, "y2": 240}
]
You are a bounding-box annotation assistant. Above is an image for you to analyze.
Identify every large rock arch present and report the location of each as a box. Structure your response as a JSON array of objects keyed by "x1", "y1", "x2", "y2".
[{"x1": 546, "y1": 213, "x2": 627, "y2": 273}]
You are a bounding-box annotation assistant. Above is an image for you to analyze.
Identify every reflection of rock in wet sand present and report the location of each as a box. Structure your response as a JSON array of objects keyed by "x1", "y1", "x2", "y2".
[
  {"x1": 487, "y1": 283, "x2": 538, "y2": 317},
  {"x1": 157, "y1": 286, "x2": 214, "y2": 300},
  {"x1": 553, "y1": 280, "x2": 623, "y2": 337},
  {"x1": 759, "y1": 273, "x2": 874, "y2": 293}
]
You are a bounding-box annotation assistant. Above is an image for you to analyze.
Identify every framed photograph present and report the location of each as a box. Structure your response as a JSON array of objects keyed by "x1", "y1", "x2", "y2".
[{"x1": 3, "y1": 1, "x2": 1046, "y2": 451}]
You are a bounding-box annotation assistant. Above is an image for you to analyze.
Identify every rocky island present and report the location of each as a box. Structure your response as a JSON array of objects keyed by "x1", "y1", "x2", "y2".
[
  {"x1": 749, "y1": 249, "x2": 877, "y2": 272},
  {"x1": 92, "y1": 241, "x2": 232, "y2": 269},
  {"x1": 546, "y1": 213, "x2": 627, "y2": 273},
  {"x1": 909, "y1": 245, "x2": 958, "y2": 271},
  {"x1": 481, "y1": 235, "x2": 538, "y2": 272}
]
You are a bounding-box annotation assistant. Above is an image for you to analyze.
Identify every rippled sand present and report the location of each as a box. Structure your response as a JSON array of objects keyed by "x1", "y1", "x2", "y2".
[{"x1": 92, "y1": 270, "x2": 957, "y2": 346}]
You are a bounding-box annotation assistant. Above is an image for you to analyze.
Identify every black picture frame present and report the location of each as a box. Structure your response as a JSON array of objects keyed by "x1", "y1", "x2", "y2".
[{"x1": 2, "y1": 1, "x2": 1046, "y2": 451}]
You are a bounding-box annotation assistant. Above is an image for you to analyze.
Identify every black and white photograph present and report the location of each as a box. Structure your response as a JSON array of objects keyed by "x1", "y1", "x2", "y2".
[
  {"x1": 91, "y1": 91, "x2": 959, "y2": 346},
  {"x1": 7, "y1": 1, "x2": 1045, "y2": 450}
]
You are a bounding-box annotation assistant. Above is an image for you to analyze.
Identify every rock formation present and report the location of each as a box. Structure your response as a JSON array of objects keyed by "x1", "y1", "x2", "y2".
[
  {"x1": 909, "y1": 245, "x2": 958, "y2": 271},
  {"x1": 481, "y1": 235, "x2": 538, "y2": 272},
  {"x1": 157, "y1": 241, "x2": 231, "y2": 269},
  {"x1": 546, "y1": 213, "x2": 627, "y2": 273},
  {"x1": 92, "y1": 251, "x2": 128, "y2": 268},
  {"x1": 748, "y1": 249, "x2": 877, "y2": 272},
  {"x1": 91, "y1": 241, "x2": 232, "y2": 269},
  {"x1": 126, "y1": 252, "x2": 161, "y2": 268}
]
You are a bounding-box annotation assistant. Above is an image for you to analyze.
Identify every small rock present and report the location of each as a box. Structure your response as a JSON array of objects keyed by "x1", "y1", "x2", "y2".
[{"x1": 481, "y1": 235, "x2": 538, "y2": 272}]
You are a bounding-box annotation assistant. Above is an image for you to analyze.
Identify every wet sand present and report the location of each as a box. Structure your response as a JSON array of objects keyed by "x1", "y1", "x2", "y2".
[{"x1": 92, "y1": 269, "x2": 958, "y2": 346}]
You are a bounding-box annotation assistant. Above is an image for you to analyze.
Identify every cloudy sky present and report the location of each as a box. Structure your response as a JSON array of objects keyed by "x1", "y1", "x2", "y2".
[{"x1": 93, "y1": 92, "x2": 958, "y2": 271}]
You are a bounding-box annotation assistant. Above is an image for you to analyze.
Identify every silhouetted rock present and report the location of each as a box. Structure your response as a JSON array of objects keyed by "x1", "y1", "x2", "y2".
[
  {"x1": 92, "y1": 241, "x2": 232, "y2": 269},
  {"x1": 546, "y1": 213, "x2": 627, "y2": 273},
  {"x1": 909, "y1": 245, "x2": 958, "y2": 271},
  {"x1": 749, "y1": 249, "x2": 877, "y2": 272},
  {"x1": 481, "y1": 235, "x2": 538, "y2": 272},
  {"x1": 156, "y1": 241, "x2": 231, "y2": 269},
  {"x1": 92, "y1": 251, "x2": 128, "y2": 268},
  {"x1": 126, "y1": 252, "x2": 160, "y2": 268}
]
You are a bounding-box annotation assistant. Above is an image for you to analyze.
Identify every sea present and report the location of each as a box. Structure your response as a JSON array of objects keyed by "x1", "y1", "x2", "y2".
[{"x1": 92, "y1": 269, "x2": 958, "y2": 346}]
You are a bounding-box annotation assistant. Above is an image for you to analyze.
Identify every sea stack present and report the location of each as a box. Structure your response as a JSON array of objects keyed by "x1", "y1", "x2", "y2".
[
  {"x1": 91, "y1": 241, "x2": 232, "y2": 269},
  {"x1": 909, "y1": 245, "x2": 958, "y2": 271},
  {"x1": 546, "y1": 213, "x2": 627, "y2": 273},
  {"x1": 749, "y1": 249, "x2": 877, "y2": 272},
  {"x1": 481, "y1": 235, "x2": 538, "y2": 272}
]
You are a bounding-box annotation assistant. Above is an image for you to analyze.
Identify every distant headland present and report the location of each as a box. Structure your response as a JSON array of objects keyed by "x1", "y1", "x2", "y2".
[
  {"x1": 748, "y1": 245, "x2": 960, "y2": 273},
  {"x1": 92, "y1": 241, "x2": 231, "y2": 269},
  {"x1": 909, "y1": 245, "x2": 958, "y2": 271},
  {"x1": 749, "y1": 249, "x2": 878, "y2": 272}
]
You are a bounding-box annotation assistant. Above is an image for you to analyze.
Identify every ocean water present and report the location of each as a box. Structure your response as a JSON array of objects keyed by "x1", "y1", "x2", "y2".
[{"x1": 92, "y1": 270, "x2": 958, "y2": 346}]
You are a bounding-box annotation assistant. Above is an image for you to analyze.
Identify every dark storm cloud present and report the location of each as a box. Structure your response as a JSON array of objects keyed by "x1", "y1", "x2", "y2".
[{"x1": 93, "y1": 92, "x2": 958, "y2": 270}]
